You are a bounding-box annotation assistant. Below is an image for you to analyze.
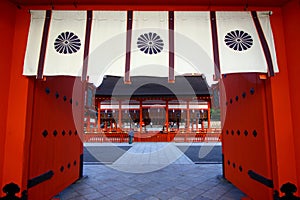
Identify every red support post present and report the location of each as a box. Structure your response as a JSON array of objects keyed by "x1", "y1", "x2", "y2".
[
  {"x1": 118, "y1": 100, "x2": 122, "y2": 131},
  {"x1": 166, "y1": 100, "x2": 169, "y2": 141},
  {"x1": 207, "y1": 101, "x2": 211, "y2": 130},
  {"x1": 187, "y1": 101, "x2": 190, "y2": 132},
  {"x1": 139, "y1": 100, "x2": 143, "y2": 141},
  {"x1": 97, "y1": 101, "x2": 101, "y2": 132}
]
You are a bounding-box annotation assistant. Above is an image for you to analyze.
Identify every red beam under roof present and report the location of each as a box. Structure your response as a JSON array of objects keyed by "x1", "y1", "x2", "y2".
[{"x1": 10, "y1": 0, "x2": 290, "y2": 7}]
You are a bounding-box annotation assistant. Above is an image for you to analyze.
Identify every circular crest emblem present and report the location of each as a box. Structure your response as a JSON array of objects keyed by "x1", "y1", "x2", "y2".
[
  {"x1": 137, "y1": 32, "x2": 164, "y2": 55},
  {"x1": 224, "y1": 30, "x2": 253, "y2": 51},
  {"x1": 54, "y1": 31, "x2": 81, "y2": 54}
]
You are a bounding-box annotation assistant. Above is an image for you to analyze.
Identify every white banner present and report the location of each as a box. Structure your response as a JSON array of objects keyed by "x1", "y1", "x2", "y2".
[
  {"x1": 216, "y1": 11, "x2": 278, "y2": 74},
  {"x1": 23, "y1": 11, "x2": 45, "y2": 76},
  {"x1": 87, "y1": 11, "x2": 127, "y2": 86},
  {"x1": 258, "y1": 12, "x2": 279, "y2": 73},
  {"x1": 43, "y1": 11, "x2": 86, "y2": 76},
  {"x1": 130, "y1": 11, "x2": 169, "y2": 77},
  {"x1": 23, "y1": 11, "x2": 279, "y2": 83},
  {"x1": 174, "y1": 11, "x2": 214, "y2": 77}
]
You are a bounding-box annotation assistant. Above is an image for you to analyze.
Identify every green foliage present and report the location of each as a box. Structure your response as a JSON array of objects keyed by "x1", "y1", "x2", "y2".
[{"x1": 210, "y1": 108, "x2": 221, "y2": 120}]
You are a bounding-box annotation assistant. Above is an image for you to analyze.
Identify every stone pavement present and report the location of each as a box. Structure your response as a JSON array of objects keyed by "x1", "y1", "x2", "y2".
[
  {"x1": 111, "y1": 142, "x2": 193, "y2": 173},
  {"x1": 58, "y1": 143, "x2": 246, "y2": 199}
]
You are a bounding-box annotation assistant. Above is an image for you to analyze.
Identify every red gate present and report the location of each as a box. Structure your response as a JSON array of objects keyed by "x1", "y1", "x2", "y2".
[
  {"x1": 220, "y1": 73, "x2": 274, "y2": 199},
  {"x1": 1, "y1": 1, "x2": 300, "y2": 200},
  {"x1": 27, "y1": 77, "x2": 83, "y2": 199}
]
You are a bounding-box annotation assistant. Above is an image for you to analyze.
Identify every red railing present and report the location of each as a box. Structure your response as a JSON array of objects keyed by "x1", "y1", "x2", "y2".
[{"x1": 82, "y1": 129, "x2": 221, "y2": 143}]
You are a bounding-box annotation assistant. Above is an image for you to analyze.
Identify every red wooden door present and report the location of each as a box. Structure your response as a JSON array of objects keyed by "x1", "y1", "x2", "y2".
[
  {"x1": 27, "y1": 77, "x2": 83, "y2": 200},
  {"x1": 220, "y1": 73, "x2": 274, "y2": 199}
]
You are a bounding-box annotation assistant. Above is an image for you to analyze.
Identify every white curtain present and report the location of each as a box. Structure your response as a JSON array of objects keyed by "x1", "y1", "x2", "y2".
[
  {"x1": 23, "y1": 10, "x2": 87, "y2": 76},
  {"x1": 44, "y1": 11, "x2": 86, "y2": 76},
  {"x1": 23, "y1": 10, "x2": 279, "y2": 86},
  {"x1": 258, "y1": 12, "x2": 278, "y2": 73},
  {"x1": 23, "y1": 11, "x2": 45, "y2": 76},
  {"x1": 87, "y1": 11, "x2": 127, "y2": 87},
  {"x1": 216, "y1": 11, "x2": 278, "y2": 74},
  {"x1": 174, "y1": 11, "x2": 214, "y2": 76},
  {"x1": 130, "y1": 11, "x2": 169, "y2": 77}
]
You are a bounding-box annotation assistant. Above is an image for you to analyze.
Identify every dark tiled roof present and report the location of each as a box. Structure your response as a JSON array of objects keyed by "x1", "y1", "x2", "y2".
[{"x1": 96, "y1": 75, "x2": 210, "y2": 97}]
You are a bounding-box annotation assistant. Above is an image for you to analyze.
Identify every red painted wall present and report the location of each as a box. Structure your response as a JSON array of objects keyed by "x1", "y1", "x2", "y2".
[
  {"x1": 1, "y1": 6, "x2": 33, "y2": 197},
  {"x1": 266, "y1": 7, "x2": 298, "y2": 192},
  {"x1": 0, "y1": 0, "x2": 16, "y2": 192},
  {"x1": 27, "y1": 77, "x2": 82, "y2": 200},
  {"x1": 282, "y1": 0, "x2": 300, "y2": 189},
  {"x1": 221, "y1": 73, "x2": 274, "y2": 199}
]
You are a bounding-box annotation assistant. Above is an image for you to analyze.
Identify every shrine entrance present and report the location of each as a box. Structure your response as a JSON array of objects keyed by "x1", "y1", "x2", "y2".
[
  {"x1": 83, "y1": 75, "x2": 219, "y2": 143},
  {"x1": 1, "y1": 1, "x2": 300, "y2": 200}
]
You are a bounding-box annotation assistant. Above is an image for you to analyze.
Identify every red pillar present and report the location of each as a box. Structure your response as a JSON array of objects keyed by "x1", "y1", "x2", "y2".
[
  {"x1": 282, "y1": 0, "x2": 300, "y2": 193},
  {"x1": 207, "y1": 101, "x2": 211, "y2": 130},
  {"x1": 166, "y1": 100, "x2": 169, "y2": 141},
  {"x1": 97, "y1": 101, "x2": 101, "y2": 132},
  {"x1": 139, "y1": 100, "x2": 143, "y2": 141},
  {"x1": 1, "y1": 7, "x2": 32, "y2": 195},
  {"x1": 0, "y1": 1, "x2": 15, "y2": 193},
  {"x1": 187, "y1": 101, "x2": 190, "y2": 132},
  {"x1": 264, "y1": 7, "x2": 298, "y2": 193},
  {"x1": 118, "y1": 100, "x2": 122, "y2": 131}
]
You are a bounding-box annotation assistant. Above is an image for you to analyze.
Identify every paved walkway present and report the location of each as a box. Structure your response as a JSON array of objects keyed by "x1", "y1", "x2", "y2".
[
  {"x1": 111, "y1": 143, "x2": 193, "y2": 173},
  {"x1": 59, "y1": 143, "x2": 246, "y2": 199}
]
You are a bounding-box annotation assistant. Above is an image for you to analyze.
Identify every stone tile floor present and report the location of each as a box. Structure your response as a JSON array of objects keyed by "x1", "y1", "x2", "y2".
[{"x1": 58, "y1": 143, "x2": 246, "y2": 200}]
